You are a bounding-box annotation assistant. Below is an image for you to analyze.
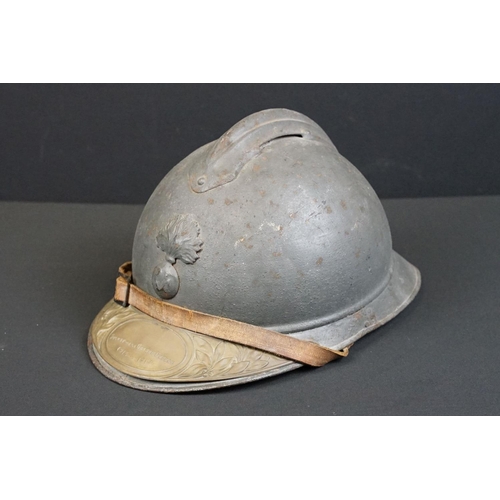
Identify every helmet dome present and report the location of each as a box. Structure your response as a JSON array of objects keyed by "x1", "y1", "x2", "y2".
[{"x1": 132, "y1": 109, "x2": 392, "y2": 333}]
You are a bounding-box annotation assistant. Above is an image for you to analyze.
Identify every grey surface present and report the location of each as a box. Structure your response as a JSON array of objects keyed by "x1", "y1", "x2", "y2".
[{"x1": 1, "y1": 196, "x2": 499, "y2": 415}]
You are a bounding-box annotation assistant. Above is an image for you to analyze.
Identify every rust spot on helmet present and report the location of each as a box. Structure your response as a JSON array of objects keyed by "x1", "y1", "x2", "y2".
[
  {"x1": 225, "y1": 198, "x2": 234, "y2": 205},
  {"x1": 340, "y1": 200, "x2": 347, "y2": 210},
  {"x1": 208, "y1": 198, "x2": 215, "y2": 205},
  {"x1": 272, "y1": 252, "x2": 282, "y2": 257},
  {"x1": 259, "y1": 190, "x2": 266, "y2": 197},
  {"x1": 316, "y1": 257, "x2": 323, "y2": 265},
  {"x1": 325, "y1": 205, "x2": 332, "y2": 214}
]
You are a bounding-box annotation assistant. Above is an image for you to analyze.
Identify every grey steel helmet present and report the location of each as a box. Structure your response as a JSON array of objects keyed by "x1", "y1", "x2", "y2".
[{"x1": 88, "y1": 109, "x2": 421, "y2": 392}]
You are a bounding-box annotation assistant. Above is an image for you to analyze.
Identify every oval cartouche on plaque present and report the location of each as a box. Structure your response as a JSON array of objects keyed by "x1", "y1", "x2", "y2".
[{"x1": 103, "y1": 321, "x2": 191, "y2": 377}]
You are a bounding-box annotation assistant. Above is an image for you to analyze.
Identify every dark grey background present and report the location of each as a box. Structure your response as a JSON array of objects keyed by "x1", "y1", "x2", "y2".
[
  {"x1": 1, "y1": 84, "x2": 499, "y2": 415},
  {"x1": 1, "y1": 83, "x2": 500, "y2": 203}
]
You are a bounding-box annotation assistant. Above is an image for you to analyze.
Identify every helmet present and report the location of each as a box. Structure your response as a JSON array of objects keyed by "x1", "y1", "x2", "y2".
[{"x1": 88, "y1": 109, "x2": 421, "y2": 392}]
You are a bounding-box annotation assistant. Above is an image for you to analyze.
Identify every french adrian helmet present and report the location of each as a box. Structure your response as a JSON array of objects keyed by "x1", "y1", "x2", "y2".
[{"x1": 88, "y1": 109, "x2": 421, "y2": 392}]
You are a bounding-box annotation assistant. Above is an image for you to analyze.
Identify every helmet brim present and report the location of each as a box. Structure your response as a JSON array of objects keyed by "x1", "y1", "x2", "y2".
[{"x1": 88, "y1": 251, "x2": 420, "y2": 392}]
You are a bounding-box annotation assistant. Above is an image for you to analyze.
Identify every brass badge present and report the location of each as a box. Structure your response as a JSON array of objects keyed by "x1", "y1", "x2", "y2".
[{"x1": 153, "y1": 214, "x2": 203, "y2": 299}]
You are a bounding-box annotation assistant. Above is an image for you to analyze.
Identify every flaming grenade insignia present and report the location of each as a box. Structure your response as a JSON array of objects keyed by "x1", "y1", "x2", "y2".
[{"x1": 153, "y1": 214, "x2": 203, "y2": 299}]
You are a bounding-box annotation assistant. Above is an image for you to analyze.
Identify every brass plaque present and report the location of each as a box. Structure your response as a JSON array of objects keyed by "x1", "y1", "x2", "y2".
[{"x1": 90, "y1": 301, "x2": 291, "y2": 382}]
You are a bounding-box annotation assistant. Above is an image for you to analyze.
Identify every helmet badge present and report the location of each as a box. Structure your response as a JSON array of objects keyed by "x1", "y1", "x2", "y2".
[{"x1": 153, "y1": 214, "x2": 203, "y2": 299}]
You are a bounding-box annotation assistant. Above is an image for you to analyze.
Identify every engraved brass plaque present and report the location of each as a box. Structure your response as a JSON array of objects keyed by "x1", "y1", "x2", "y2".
[{"x1": 90, "y1": 301, "x2": 292, "y2": 382}]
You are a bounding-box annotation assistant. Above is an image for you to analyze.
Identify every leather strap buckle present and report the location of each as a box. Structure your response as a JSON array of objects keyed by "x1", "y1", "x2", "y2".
[{"x1": 114, "y1": 262, "x2": 132, "y2": 307}]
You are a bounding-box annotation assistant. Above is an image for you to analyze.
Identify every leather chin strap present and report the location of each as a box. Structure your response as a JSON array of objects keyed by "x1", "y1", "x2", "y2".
[{"x1": 114, "y1": 262, "x2": 350, "y2": 367}]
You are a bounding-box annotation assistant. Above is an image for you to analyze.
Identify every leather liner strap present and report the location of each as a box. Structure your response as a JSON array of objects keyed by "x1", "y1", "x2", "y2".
[{"x1": 114, "y1": 262, "x2": 350, "y2": 367}]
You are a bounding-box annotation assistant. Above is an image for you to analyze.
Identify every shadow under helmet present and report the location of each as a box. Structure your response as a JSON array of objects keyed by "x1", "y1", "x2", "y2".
[{"x1": 88, "y1": 109, "x2": 421, "y2": 392}]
